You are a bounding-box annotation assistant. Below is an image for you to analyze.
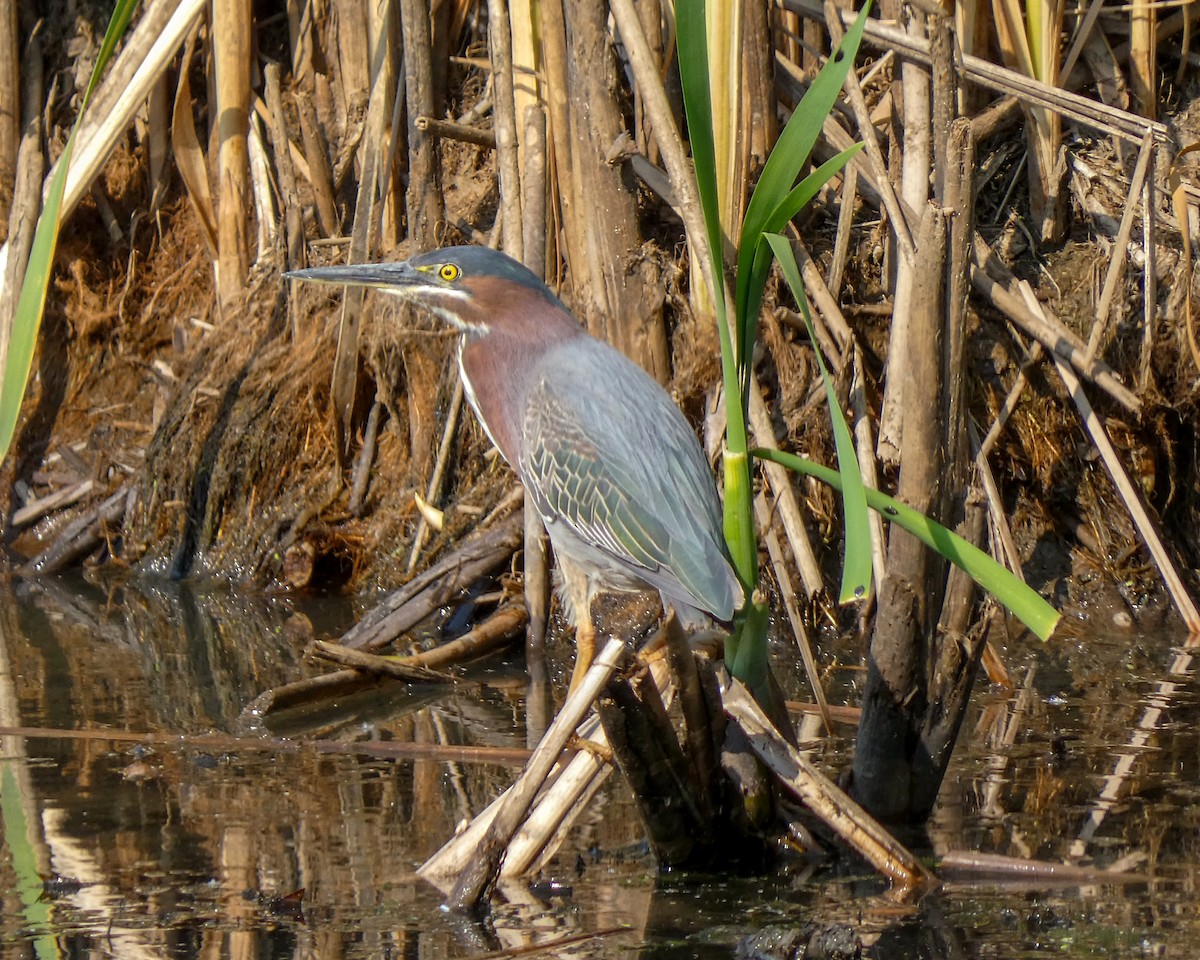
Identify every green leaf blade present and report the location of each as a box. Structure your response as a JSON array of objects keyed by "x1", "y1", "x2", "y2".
[
  {"x1": 765, "y1": 233, "x2": 872, "y2": 604},
  {"x1": 754, "y1": 447, "x2": 1061, "y2": 641}
]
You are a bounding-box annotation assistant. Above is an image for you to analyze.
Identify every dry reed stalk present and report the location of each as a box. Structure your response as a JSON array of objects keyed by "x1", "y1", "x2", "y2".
[
  {"x1": 368, "y1": 0, "x2": 402, "y2": 246},
  {"x1": 607, "y1": 0, "x2": 720, "y2": 305},
  {"x1": 722, "y1": 674, "x2": 936, "y2": 892},
  {"x1": 877, "y1": 6, "x2": 931, "y2": 460},
  {"x1": 287, "y1": 0, "x2": 315, "y2": 83},
  {"x1": 1084, "y1": 130, "x2": 1155, "y2": 366},
  {"x1": 335, "y1": 0, "x2": 370, "y2": 124},
  {"x1": 813, "y1": 10, "x2": 917, "y2": 255},
  {"x1": 747, "y1": 378, "x2": 824, "y2": 597},
  {"x1": 786, "y1": 0, "x2": 1169, "y2": 147},
  {"x1": 419, "y1": 713, "x2": 604, "y2": 881},
  {"x1": 487, "y1": 0, "x2": 524, "y2": 260},
  {"x1": 1138, "y1": 154, "x2": 1157, "y2": 390},
  {"x1": 400, "y1": 0, "x2": 444, "y2": 245},
  {"x1": 296, "y1": 97, "x2": 339, "y2": 237},
  {"x1": 544, "y1": 0, "x2": 667, "y2": 378},
  {"x1": 213, "y1": 0, "x2": 253, "y2": 317},
  {"x1": 825, "y1": 165, "x2": 857, "y2": 299},
  {"x1": 1129, "y1": 0, "x2": 1158, "y2": 121},
  {"x1": 969, "y1": 238, "x2": 1141, "y2": 413},
  {"x1": 263, "y1": 64, "x2": 305, "y2": 276},
  {"x1": 444, "y1": 636, "x2": 627, "y2": 911},
  {"x1": 51, "y1": 0, "x2": 205, "y2": 224},
  {"x1": 507, "y1": 0, "x2": 541, "y2": 178},
  {"x1": 348, "y1": 400, "x2": 381, "y2": 515},
  {"x1": 942, "y1": 119, "x2": 972, "y2": 482},
  {"x1": 0, "y1": 0, "x2": 15, "y2": 215},
  {"x1": 991, "y1": 0, "x2": 1067, "y2": 241},
  {"x1": 1024, "y1": 284, "x2": 1199, "y2": 628},
  {"x1": 327, "y1": 56, "x2": 395, "y2": 461},
  {"x1": 0, "y1": 35, "x2": 43, "y2": 385},
  {"x1": 146, "y1": 76, "x2": 170, "y2": 212},
  {"x1": 521, "y1": 103, "x2": 551, "y2": 660},
  {"x1": 246, "y1": 109, "x2": 277, "y2": 256},
  {"x1": 969, "y1": 421, "x2": 1024, "y2": 583}
]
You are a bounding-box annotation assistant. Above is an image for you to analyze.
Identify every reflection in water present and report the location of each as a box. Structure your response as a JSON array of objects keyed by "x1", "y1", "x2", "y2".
[{"x1": 0, "y1": 580, "x2": 1198, "y2": 957}]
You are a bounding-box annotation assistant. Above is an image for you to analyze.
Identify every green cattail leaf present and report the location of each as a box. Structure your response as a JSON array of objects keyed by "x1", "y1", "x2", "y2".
[
  {"x1": 754, "y1": 447, "x2": 1061, "y2": 641},
  {"x1": 765, "y1": 233, "x2": 872, "y2": 605}
]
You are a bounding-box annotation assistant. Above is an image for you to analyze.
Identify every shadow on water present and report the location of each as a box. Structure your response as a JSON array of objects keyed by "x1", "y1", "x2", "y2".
[{"x1": 1, "y1": 577, "x2": 1199, "y2": 957}]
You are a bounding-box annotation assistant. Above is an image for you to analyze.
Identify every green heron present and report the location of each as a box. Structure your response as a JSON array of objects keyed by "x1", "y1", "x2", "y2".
[{"x1": 288, "y1": 246, "x2": 743, "y2": 687}]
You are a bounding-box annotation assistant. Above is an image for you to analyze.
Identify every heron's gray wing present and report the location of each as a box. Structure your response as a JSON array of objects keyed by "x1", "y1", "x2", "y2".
[{"x1": 518, "y1": 341, "x2": 741, "y2": 619}]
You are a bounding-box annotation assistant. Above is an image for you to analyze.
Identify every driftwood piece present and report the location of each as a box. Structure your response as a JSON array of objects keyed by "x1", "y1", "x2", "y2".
[
  {"x1": 21, "y1": 487, "x2": 132, "y2": 576},
  {"x1": 310, "y1": 601, "x2": 528, "y2": 677},
  {"x1": 243, "y1": 499, "x2": 524, "y2": 719},
  {"x1": 340, "y1": 495, "x2": 523, "y2": 651}
]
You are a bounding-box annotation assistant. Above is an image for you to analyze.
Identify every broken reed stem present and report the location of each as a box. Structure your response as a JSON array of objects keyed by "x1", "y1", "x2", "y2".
[
  {"x1": 415, "y1": 114, "x2": 497, "y2": 148},
  {"x1": 1050, "y1": 350, "x2": 1200, "y2": 630},
  {"x1": 721, "y1": 673, "x2": 936, "y2": 893},
  {"x1": 213, "y1": 0, "x2": 252, "y2": 317},
  {"x1": 487, "y1": 0, "x2": 523, "y2": 261},
  {"x1": 1085, "y1": 129, "x2": 1155, "y2": 365},
  {"x1": 444, "y1": 636, "x2": 626, "y2": 911}
]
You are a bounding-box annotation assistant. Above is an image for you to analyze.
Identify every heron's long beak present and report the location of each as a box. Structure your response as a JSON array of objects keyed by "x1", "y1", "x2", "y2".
[{"x1": 284, "y1": 262, "x2": 430, "y2": 292}]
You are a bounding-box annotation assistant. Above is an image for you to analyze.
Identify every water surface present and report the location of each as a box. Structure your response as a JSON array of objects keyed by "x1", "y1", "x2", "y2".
[{"x1": 0, "y1": 578, "x2": 1195, "y2": 958}]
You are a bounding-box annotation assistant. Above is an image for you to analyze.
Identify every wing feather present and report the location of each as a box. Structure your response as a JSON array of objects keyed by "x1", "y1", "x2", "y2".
[{"x1": 518, "y1": 339, "x2": 741, "y2": 619}]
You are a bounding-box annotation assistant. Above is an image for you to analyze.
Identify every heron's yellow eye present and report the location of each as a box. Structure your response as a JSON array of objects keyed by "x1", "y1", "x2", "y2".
[{"x1": 438, "y1": 263, "x2": 460, "y2": 282}]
